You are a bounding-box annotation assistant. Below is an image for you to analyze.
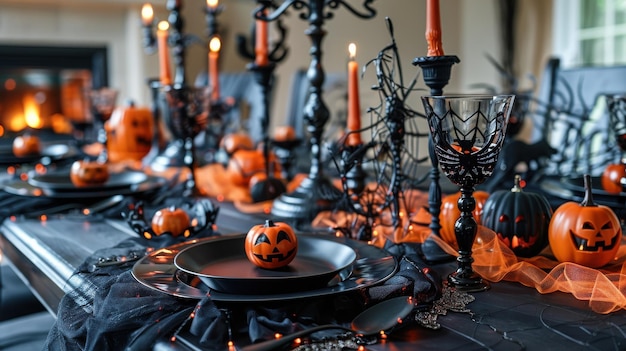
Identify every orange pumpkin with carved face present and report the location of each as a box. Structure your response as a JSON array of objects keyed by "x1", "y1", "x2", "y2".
[
  {"x1": 245, "y1": 220, "x2": 297, "y2": 269},
  {"x1": 12, "y1": 134, "x2": 41, "y2": 157},
  {"x1": 70, "y1": 160, "x2": 109, "y2": 187},
  {"x1": 105, "y1": 103, "x2": 153, "y2": 162},
  {"x1": 549, "y1": 175, "x2": 622, "y2": 268}
]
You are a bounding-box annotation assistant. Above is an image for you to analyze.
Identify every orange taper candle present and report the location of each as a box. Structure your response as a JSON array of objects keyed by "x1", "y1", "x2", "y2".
[
  {"x1": 255, "y1": 9, "x2": 269, "y2": 66},
  {"x1": 346, "y1": 43, "x2": 362, "y2": 147},
  {"x1": 157, "y1": 21, "x2": 172, "y2": 86},
  {"x1": 209, "y1": 36, "x2": 221, "y2": 101},
  {"x1": 426, "y1": 0, "x2": 444, "y2": 56}
]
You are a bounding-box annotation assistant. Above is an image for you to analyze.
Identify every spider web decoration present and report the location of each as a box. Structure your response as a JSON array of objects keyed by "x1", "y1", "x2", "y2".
[{"x1": 330, "y1": 18, "x2": 432, "y2": 243}]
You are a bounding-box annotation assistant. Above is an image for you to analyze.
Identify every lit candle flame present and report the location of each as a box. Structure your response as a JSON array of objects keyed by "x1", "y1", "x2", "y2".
[
  {"x1": 207, "y1": 0, "x2": 219, "y2": 9},
  {"x1": 209, "y1": 37, "x2": 221, "y2": 52},
  {"x1": 348, "y1": 42, "x2": 356, "y2": 60},
  {"x1": 157, "y1": 20, "x2": 169, "y2": 32},
  {"x1": 141, "y1": 3, "x2": 154, "y2": 26}
]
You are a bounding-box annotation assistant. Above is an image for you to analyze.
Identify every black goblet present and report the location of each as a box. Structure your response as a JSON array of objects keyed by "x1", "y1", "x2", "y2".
[
  {"x1": 163, "y1": 86, "x2": 210, "y2": 197},
  {"x1": 606, "y1": 95, "x2": 626, "y2": 160},
  {"x1": 421, "y1": 94, "x2": 515, "y2": 292},
  {"x1": 89, "y1": 87, "x2": 118, "y2": 161}
]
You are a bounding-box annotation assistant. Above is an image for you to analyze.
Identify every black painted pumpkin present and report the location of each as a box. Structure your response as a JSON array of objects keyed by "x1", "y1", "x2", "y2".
[
  {"x1": 245, "y1": 219, "x2": 297, "y2": 269},
  {"x1": 482, "y1": 175, "x2": 552, "y2": 257}
]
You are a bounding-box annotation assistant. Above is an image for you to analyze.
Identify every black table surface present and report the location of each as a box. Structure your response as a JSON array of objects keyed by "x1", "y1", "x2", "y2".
[{"x1": 2, "y1": 202, "x2": 626, "y2": 351}]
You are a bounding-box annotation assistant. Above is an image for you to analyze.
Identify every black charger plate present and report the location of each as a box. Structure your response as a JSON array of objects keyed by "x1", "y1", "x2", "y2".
[
  {"x1": 3, "y1": 174, "x2": 166, "y2": 199},
  {"x1": 28, "y1": 171, "x2": 148, "y2": 192},
  {"x1": 540, "y1": 176, "x2": 625, "y2": 208},
  {"x1": 132, "y1": 234, "x2": 397, "y2": 302},
  {"x1": 0, "y1": 143, "x2": 78, "y2": 165}
]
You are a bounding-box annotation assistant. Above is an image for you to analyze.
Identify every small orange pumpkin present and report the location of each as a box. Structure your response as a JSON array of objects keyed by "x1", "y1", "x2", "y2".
[
  {"x1": 220, "y1": 133, "x2": 254, "y2": 156},
  {"x1": 69, "y1": 159, "x2": 110, "y2": 187},
  {"x1": 245, "y1": 219, "x2": 297, "y2": 269},
  {"x1": 105, "y1": 102, "x2": 154, "y2": 163},
  {"x1": 12, "y1": 134, "x2": 41, "y2": 157},
  {"x1": 549, "y1": 174, "x2": 622, "y2": 268},
  {"x1": 227, "y1": 149, "x2": 282, "y2": 187},
  {"x1": 439, "y1": 190, "x2": 489, "y2": 248},
  {"x1": 601, "y1": 163, "x2": 625, "y2": 194},
  {"x1": 273, "y1": 126, "x2": 296, "y2": 142},
  {"x1": 151, "y1": 206, "x2": 191, "y2": 237}
]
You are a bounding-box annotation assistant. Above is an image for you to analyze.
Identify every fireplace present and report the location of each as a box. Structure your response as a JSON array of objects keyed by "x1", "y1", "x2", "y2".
[{"x1": 0, "y1": 45, "x2": 109, "y2": 139}]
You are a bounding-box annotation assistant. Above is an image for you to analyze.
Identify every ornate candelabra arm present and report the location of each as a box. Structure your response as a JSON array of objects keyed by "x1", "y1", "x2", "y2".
[
  {"x1": 326, "y1": 0, "x2": 377, "y2": 19},
  {"x1": 238, "y1": 1, "x2": 289, "y2": 63},
  {"x1": 256, "y1": 0, "x2": 308, "y2": 21}
]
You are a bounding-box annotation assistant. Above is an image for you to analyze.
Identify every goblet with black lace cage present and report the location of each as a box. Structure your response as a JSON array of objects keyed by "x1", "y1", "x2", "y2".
[
  {"x1": 606, "y1": 94, "x2": 626, "y2": 194},
  {"x1": 421, "y1": 94, "x2": 515, "y2": 292}
]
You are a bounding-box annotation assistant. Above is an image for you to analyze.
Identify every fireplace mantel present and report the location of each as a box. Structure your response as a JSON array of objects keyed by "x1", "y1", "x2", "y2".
[{"x1": 0, "y1": 0, "x2": 164, "y2": 108}]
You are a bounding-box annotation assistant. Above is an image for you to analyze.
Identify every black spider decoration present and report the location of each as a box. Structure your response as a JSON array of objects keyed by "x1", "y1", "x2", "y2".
[{"x1": 123, "y1": 199, "x2": 219, "y2": 240}]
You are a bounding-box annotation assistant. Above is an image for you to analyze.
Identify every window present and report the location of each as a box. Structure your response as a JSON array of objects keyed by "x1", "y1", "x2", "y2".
[{"x1": 553, "y1": 0, "x2": 626, "y2": 67}]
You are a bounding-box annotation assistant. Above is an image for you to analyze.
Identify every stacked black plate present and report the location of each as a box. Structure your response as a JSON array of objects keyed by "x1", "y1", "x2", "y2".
[{"x1": 132, "y1": 234, "x2": 398, "y2": 302}]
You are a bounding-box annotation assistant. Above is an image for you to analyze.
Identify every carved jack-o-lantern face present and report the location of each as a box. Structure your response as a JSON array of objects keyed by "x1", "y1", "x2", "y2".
[
  {"x1": 105, "y1": 104, "x2": 153, "y2": 162},
  {"x1": 482, "y1": 177, "x2": 552, "y2": 258},
  {"x1": 245, "y1": 220, "x2": 297, "y2": 269},
  {"x1": 549, "y1": 175, "x2": 622, "y2": 268},
  {"x1": 69, "y1": 160, "x2": 110, "y2": 187}
]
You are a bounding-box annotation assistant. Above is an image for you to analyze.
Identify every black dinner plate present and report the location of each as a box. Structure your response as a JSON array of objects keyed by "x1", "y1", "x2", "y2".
[
  {"x1": 132, "y1": 234, "x2": 397, "y2": 302},
  {"x1": 174, "y1": 235, "x2": 357, "y2": 295},
  {"x1": 3, "y1": 174, "x2": 166, "y2": 199},
  {"x1": 541, "y1": 177, "x2": 626, "y2": 205},
  {"x1": 0, "y1": 143, "x2": 78, "y2": 165},
  {"x1": 540, "y1": 176, "x2": 626, "y2": 208},
  {"x1": 28, "y1": 171, "x2": 148, "y2": 192}
]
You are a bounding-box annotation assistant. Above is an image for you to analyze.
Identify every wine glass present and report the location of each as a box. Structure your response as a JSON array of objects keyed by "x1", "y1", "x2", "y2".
[
  {"x1": 421, "y1": 94, "x2": 515, "y2": 292},
  {"x1": 163, "y1": 86, "x2": 210, "y2": 197},
  {"x1": 89, "y1": 87, "x2": 118, "y2": 161},
  {"x1": 606, "y1": 95, "x2": 626, "y2": 163}
]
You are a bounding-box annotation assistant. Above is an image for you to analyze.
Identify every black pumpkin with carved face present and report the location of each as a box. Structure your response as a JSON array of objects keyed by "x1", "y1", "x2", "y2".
[
  {"x1": 245, "y1": 220, "x2": 297, "y2": 269},
  {"x1": 482, "y1": 176, "x2": 553, "y2": 257}
]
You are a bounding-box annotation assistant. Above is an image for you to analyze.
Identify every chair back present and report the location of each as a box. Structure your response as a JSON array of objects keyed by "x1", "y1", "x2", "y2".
[{"x1": 534, "y1": 58, "x2": 626, "y2": 177}]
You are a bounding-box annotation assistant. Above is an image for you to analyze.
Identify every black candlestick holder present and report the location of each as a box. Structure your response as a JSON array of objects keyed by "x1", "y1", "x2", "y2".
[
  {"x1": 248, "y1": 62, "x2": 287, "y2": 202},
  {"x1": 413, "y1": 54, "x2": 460, "y2": 262},
  {"x1": 142, "y1": 0, "x2": 214, "y2": 173},
  {"x1": 255, "y1": 0, "x2": 376, "y2": 224}
]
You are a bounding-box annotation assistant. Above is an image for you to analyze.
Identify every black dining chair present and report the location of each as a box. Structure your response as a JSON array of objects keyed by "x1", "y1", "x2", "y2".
[{"x1": 525, "y1": 57, "x2": 626, "y2": 218}]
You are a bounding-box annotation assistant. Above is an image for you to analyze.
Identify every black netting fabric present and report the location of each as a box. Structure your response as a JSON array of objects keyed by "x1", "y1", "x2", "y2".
[{"x1": 41, "y1": 237, "x2": 441, "y2": 350}]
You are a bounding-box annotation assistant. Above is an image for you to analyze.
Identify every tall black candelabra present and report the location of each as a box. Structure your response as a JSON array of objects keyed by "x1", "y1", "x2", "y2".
[
  {"x1": 413, "y1": 55, "x2": 460, "y2": 262},
  {"x1": 256, "y1": 0, "x2": 376, "y2": 224}
]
